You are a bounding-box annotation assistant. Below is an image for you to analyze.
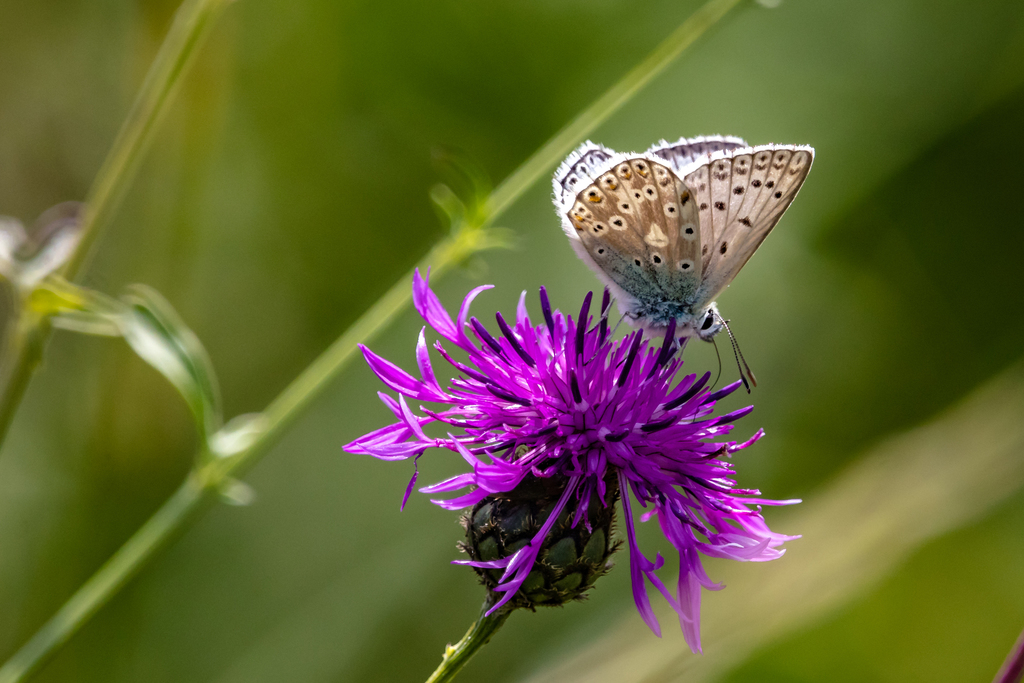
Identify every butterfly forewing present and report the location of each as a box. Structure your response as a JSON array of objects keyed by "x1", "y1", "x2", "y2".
[
  {"x1": 708, "y1": 156, "x2": 734, "y2": 252},
  {"x1": 567, "y1": 155, "x2": 702, "y2": 306},
  {"x1": 685, "y1": 145, "x2": 814, "y2": 304},
  {"x1": 682, "y1": 164, "x2": 714, "y2": 272},
  {"x1": 553, "y1": 142, "x2": 616, "y2": 212}
]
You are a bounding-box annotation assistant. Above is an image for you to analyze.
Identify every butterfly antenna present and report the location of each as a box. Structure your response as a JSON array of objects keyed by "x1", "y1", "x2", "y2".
[
  {"x1": 717, "y1": 314, "x2": 757, "y2": 393},
  {"x1": 609, "y1": 312, "x2": 627, "y2": 339},
  {"x1": 591, "y1": 289, "x2": 613, "y2": 335},
  {"x1": 710, "y1": 336, "x2": 723, "y2": 391}
]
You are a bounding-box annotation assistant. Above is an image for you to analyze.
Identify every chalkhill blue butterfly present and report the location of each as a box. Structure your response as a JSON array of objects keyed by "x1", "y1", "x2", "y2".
[{"x1": 553, "y1": 136, "x2": 813, "y2": 347}]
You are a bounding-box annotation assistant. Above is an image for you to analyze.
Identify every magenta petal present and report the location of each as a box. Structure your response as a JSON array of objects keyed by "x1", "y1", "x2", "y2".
[
  {"x1": 453, "y1": 557, "x2": 511, "y2": 569},
  {"x1": 420, "y1": 473, "x2": 476, "y2": 494},
  {"x1": 400, "y1": 454, "x2": 423, "y2": 511},
  {"x1": 360, "y1": 345, "x2": 445, "y2": 402},
  {"x1": 398, "y1": 395, "x2": 431, "y2": 443},
  {"x1": 415, "y1": 328, "x2": 447, "y2": 397},
  {"x1": 456, "y1": 284, "x2": 494, "y2": 350},
  {"x1": 516, "y1": 290, "x2": 530, "y2": 328},
  {"x1": 432, "y1": 489, "x2": 488, "y2": 510},
  {"x1": 413, "y1": 268, "x2": 459, "y2": 343},
  {"x1": 619, "y1": 471, "x2": 663, "y2": 637}
]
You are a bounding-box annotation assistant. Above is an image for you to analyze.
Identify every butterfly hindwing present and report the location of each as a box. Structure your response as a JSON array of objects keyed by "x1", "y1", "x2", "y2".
[
  {"x1": 647, "y1": 135, "x2": 748, "y2": 176},
  {"x1": 684, "y1": 144, "x2": 814, "y2": 305}
]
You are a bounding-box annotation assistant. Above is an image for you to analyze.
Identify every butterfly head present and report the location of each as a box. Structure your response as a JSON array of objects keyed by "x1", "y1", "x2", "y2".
[
  {"x1": 628, "y1": 301, "x2": 723, "y2": 341},
  {"x1": 692, "y1": 304, "x2": 724, "y2": 342}
]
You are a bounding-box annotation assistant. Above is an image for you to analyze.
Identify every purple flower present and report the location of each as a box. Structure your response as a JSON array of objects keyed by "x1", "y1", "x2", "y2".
[{"x1": 345, "y1": 270, "x2": 798, "y2": 653}]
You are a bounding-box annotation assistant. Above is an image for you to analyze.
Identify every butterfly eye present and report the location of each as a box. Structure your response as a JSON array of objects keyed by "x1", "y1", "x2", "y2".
[{"x1": 701, "y1": 313, "x2": 716, "y2": 331}]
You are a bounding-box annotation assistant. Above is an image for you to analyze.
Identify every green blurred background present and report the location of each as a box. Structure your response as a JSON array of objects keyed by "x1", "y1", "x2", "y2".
[{"x1": 2, "y1": 0, "x2": 1024, "y2": 681}]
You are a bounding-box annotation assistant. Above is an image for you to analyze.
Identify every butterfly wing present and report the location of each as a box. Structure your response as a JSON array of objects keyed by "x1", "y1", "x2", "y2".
[
  {"x1": 647, "y1": 135, "x2": 748, "y2": 175},
  {"x1": 553, "y1": 141, "x2": 617, "y2": 215},
  {"x1": 561, "y1": 151, "x2": 703, "y2": 310},
  {"x1": 683, "y1": 144, "x2": 814, "y2": 305}
]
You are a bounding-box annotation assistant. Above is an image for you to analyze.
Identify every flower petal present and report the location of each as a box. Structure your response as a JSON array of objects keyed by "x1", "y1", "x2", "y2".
[{"x1": 413, "y1": 268, "x2": 459, "y2": 343}]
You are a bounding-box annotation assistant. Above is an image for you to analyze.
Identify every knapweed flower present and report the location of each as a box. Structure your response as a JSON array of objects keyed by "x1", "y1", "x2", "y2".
[{"x1": 345, "y1": 270, "x2": 797, "y2": 653}]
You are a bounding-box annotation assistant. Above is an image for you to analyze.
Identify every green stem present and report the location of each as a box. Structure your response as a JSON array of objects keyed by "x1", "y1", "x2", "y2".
[
  {"x1": 484, "y1": 0, "x2": 745, "y2": 224},
  {"x1": 0, "y1": 315, "x2": 48, "y2": 445},
  {"x1": 208, "y1": 227, "x2": 484, "y2": 482},
  {"x1": 0, "y1": 475, "x2": 212, "y2": 683},
  {"x1": 63, "y1": 0, "x2": 231, "y2": 280},
  {"x1": 425, "y1": 603, "x2": 512, "y2": 683},
  {"x1": 0, "y1": 0, "x2": 746, "y2": 677},
  {"x1": 0, "y1": 0, "x2": 230, "y2": 451}
]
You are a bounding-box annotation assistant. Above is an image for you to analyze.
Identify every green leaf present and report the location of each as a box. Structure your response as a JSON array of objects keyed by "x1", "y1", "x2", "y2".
[{"x1": 117, "y1": 285, "x2": 223, "y2": 442}]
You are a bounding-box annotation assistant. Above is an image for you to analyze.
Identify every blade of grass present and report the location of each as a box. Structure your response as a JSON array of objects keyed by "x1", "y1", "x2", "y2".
[{"x1": 0, "y1": 0, "x2": 748, "y2": 679}]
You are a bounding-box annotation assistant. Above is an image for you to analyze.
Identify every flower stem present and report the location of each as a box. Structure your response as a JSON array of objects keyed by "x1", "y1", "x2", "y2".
[
  {"x1": 0, "y1": 0, "x2": 745, "y2": 677},
  {"x1": 425, "y1": 603, "x2": 512, "y2": 683},
  {"x1": 994, "y1": 627, "x2": 1024, "y2": 683}
]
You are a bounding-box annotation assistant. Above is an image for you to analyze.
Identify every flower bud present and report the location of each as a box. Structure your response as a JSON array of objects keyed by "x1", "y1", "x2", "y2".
[{"x1": 462, "y1": 475, "x2": 619, "y2": 609}]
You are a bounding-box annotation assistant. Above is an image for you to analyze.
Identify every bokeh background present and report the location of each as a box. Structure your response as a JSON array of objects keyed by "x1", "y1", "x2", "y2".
[{"x1": 2, "y1": 0, "x2": 1024, "y2": 681}]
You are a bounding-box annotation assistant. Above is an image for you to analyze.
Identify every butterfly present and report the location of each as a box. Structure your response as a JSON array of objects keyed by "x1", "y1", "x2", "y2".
[{"x1": 553, "y1": 136, "x2": 813, "y2": 344}]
